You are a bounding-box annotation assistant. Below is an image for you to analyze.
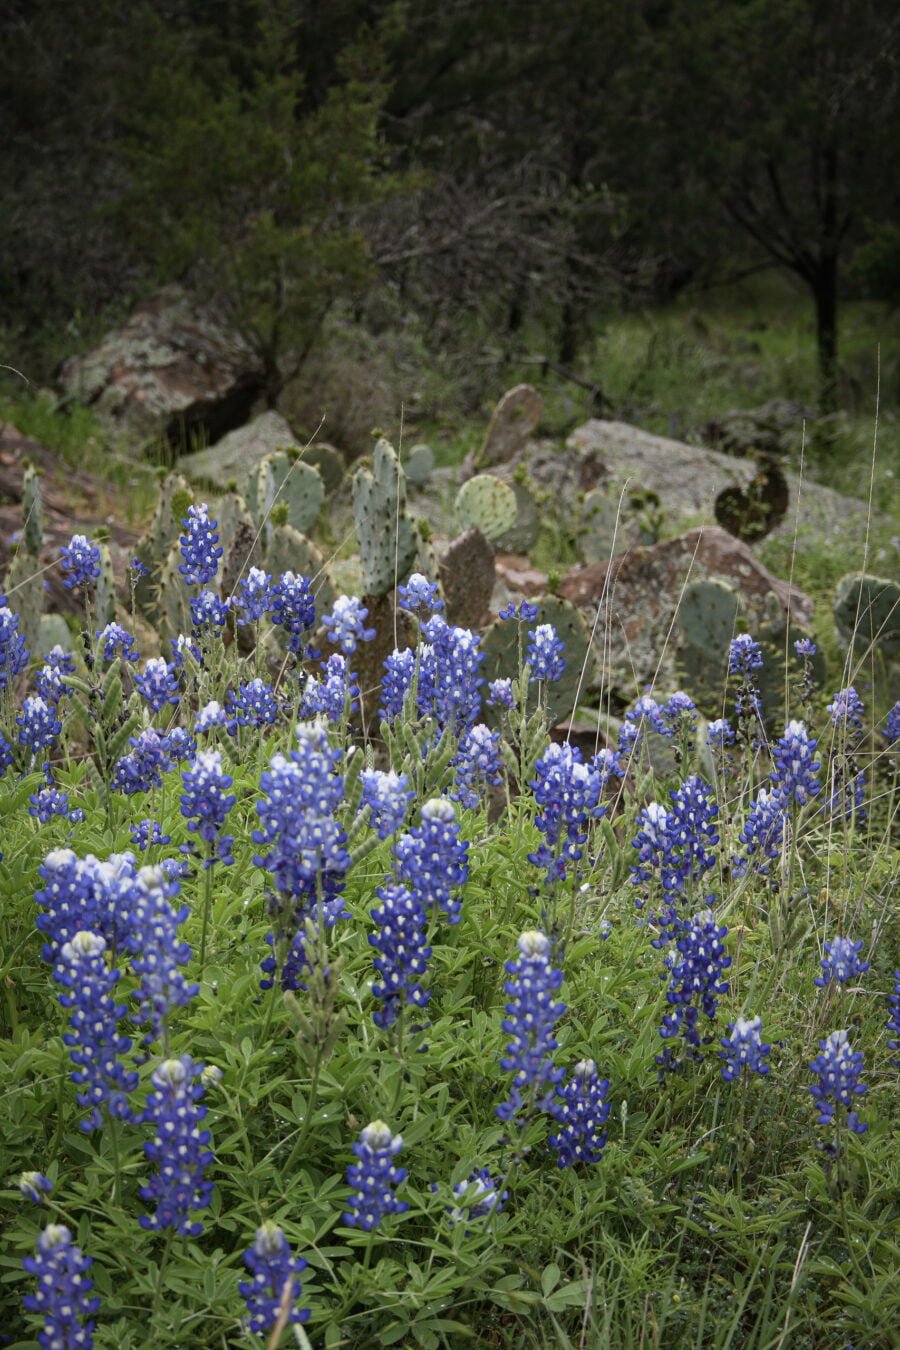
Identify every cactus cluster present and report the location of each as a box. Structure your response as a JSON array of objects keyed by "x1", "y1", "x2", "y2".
[{"x1": 247, "y1": 452, "x2": 325, "y2": 543}]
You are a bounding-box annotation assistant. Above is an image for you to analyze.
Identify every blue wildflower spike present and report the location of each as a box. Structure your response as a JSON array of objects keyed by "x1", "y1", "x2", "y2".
[
  {"x1": 239, "y1": 1221, "x2": 309, "y2": 1337},
  {"x1": 139, "y1": 1055, "x2": 214, "y2": 1235},
  {"x1": 343, "y1": 1120, "x2": 409, "y2": 1230},
  {"x1": 23, "y1": 1224, "x2": 99, "y2": 1350},
  {"x1": 719, "y1": 1016, "x2": 771, "y2": 1081},
  {"x1": 496, "y1": 930, "x2": 565, "y2": 1125}
]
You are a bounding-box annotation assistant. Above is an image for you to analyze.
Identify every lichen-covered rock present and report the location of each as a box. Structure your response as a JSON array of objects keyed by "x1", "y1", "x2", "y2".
[
  {"x1": 183, "y1": 411, "x2": 297, "y2": 492},
  {"x1": 558, "y1": 526, "x2": 812, "y2": 699},
  {"x1": 703, "y1": 399, "x2": 814, "y2": 459},
  {"x1": 438, "y1": 528, "x2": 495, "y2": 629},
  {"x1": 58, "y1": 286, "x2": 262, "y2": 449},
  {"x1": 476, "y1": 384, "x2": 544, "y2": 469}
]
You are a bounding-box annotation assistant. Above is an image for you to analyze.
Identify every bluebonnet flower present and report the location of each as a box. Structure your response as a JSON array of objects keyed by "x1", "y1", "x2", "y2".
[
  {"x1": 343, "y1": 1121, "x2": 408, "y2": 1230},
  {"x1": 499, "y1": 600, "x2": 539, "y2": 622},
  {"x1": 134, "y1": 657, "x2": 180, "y2": 713},
  {"x1": 397, "y1": 573, "x2": 443, "y2": 615},
  {"x1": 47, "y1": 645, "x2": 76, "y2": 674},
  {"x1": 594, "y1": 746, "x2": 625, "y2": 789},
  {"x1": 190, "y1": 589, "x2": 231, "y2": 635},
  {"x1": 369, "y1": 883, "x2": 432, "y2": 1028},
  {"x1": 815, "y1": 936, "x2": 869, "y2": 988},
  {"x1": 729, "y1": 634, "x2": 763, "y2": 676},
  {"x1": 883, "y1": 701, "x2": 900, "y2": 745},
  {"x1": 128, "y1": 865, "x2": 198, "y2": 1042},
  {"x1": 823, "y1": 768, "x2": 867, "y2": 822},
  {"x1": 299, "y1": 653, "x2": 358, "y2": 722},
  {"x1": 322, "y1": 594, "x2": 376, "y2": 654},
  {"x1": 827, "y1": 687, "x2": 865, "y2": 733},
  {"x1": 195, "y1": 700, "x2": 227, "y2": 734},
  {"x1": 395, "y1": 798, "x2": 469, "y2": 924},
  {"x1": 380, "y1": 647, "x2": 416, "y2": 722},
  {"x1": 170, "y1": 633, "x2": 202, "y2": 672},
  {"x1": 139, "y1": 1055, "x2": 214, "y2": 1235},
  {"x1": 29, "y1": 785, "x2": 80, "y2": 824},
  {"x1": 360, "y1": 768, "x2": 412, "y2": 839},
  {"x1": 487, "y1": 677, "x2": 515, "y2": 709},
  {"x1": 112, "y1": 727, "x2": 173, "y2": 795},
  {"x1": 23, "y1": 1224, "x2": 99, "y2": 1349},
  {"x1": 53, "y1": 930, "x2": 137, "y2": 1131},
  {"x1": 719, "y1": 1016, "x2": 771, "y2": 1081},
  {"x1": 448, "y1": 1169, "x2": 507, "y2": 1224},
  {"x1": 452, "y1": 722, "x2": 503, "y2": 810},
  {"x1": 659, "y1": 908, "x2": 731, "y2": 1051},
  {"x1": 226, "y1": 678, "x2": 280, "y2": 734},
  {"x1": 771, "y1": 720, "x2": 820, "y2": 805},
  {"x1": 269, "y1": 571, "x2": 315, "y2": 654},
  {"x1": 887, "y1": 971, "x2": 900, "y2": 1064},
  {"x1": 496, "y1": 930, "x2": 565, "y2": 1124},
  {"x1": 17, "y1": 695, "x2": 62, "y2": 755},
  {"x1": 549, "y1": 1059, "x2": 611, "y2": 1167},
  {"x1": 732, "y1": 788, "x2": 786, "y2": 879},
  {"x1": 253, "y1": 723, "x2": 349, "y2": 989},
  {"x1": 808, "y1": 1030, "x2": 868, "y2": 1133},
  {"x1": 163, "y1": 726, "x2": 196, "y2": 763},
  {"x1": 34, "y1": 849, "x2": 139, "y2": 962},
  {"x1": 0, "y1": 603, "x2": 29, "y2": 689},
  {"x1": 0, "y1": 730, "x2": 13, "y2": 778},
  {"x1": 794, "y1": 637, "x2": 817, "y2": 658},
  {"x1": 420, "y1": 616, "x2": 485, "y2": 733},
  {"x1": 707, "y1": 718, "x2": 736, "y2": 750},
  {"x1": 624, "y1": 694, "x2": 670, "y2": 739},
  {"x1": 178, "y1": 504, "x2": 222, "y2": 587},
  {"x1": 239, "y1": 1222, "x2": 309, "y2": 1337},
  {"x1": 529, "y1": 742, "x2": 603, "y2": 885},
  {"x1": 130, "y1": 556, "x2": 148, "y2": 578},
  {"x1": 130, "y1": 820, "x2": 171, "y2": 851},
  {"x1": 59, "y1": 534, "x2": 101, "y2": 590},
  {"x1": 235, "y1": 567, "x2": 272, "y2": 626},
  {"x1": 19, "y1": 1172, "x2": 53, "y2": 1203},
  {"x1": 631, "y1": 802, "x2": 672, "y2": 897},
  {"x1": 527, "y1": 622, "x2": 566, "y2": 683},
  {"x1": 96, "y1": 622, "x2": 139, "y2": 663},
  {"x1": 664, "y1": 690, "x2": 697, "y2": 734},
  {"x1": 661, "y1": 776, "x2": 719, "y2": 896},
  {"x1": 180, "y1": 750, "x2": 236, "y2": 866},
  {"x1": 34, "y1": 662, "x2": 69, "y2": 706}
]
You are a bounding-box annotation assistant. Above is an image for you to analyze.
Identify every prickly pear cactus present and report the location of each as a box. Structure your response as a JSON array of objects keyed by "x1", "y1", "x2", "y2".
[
  {"x1": 94, "y1": 542, "x2": 117, "y2": 628},
  {"x1": 213, "y1": 490, "x2": 256, "y2": 567},
  {"x1": 455, "y1": 474, "x2": 517, "y2": 543},
  {"x1": 4, "y1": 550, "x2": 44, "y2": 660},
  {"x1": 246, "y1": 456, "x2": 277, "y2": 545},
  {"x1": 414, "y1": 519, "x2": 441, "y2": 595},
  {"x1": 278, "y1": 457, "x2": 324, "y2": 535},
  {"x1": 755, "y1": 618, "x2": 827, "y2": 724},
  {"x1": 133, "y1": 472, "x2": 192, "y2": 618},
  {"x1": 22, "y1": 462, "x2": 44, "y2": 557},
  {"x1": 352, "y1": 439, "x2": 417, "y2": 597},
  {"x1": 480, "y1": 595, "x2": 592, "y2": 727},
  {"x1": 403, "y1": 443, "x2": 435, "y2": 488},
  {"x1": 833, "y1": 573, "x2": 900, "y2": 661},
  {"x1": 493, "y1": 477, "x2": 540, "y2": 554},
  {"x1": 674, "y1": 578, "x2": 740, "y2": 712},
  {"x1": 266, "y1": 523, "x2": 336, "y2": 612},
  {"x1": 154, "y1": 541, "x2": 190, "y2": 643},
  {"x1": 303, "y1": 443, "x2": 345, "y2": 495}
]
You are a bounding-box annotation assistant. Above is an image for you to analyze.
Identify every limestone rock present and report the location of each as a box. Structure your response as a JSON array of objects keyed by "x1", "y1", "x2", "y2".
[
  {"x1": 558, "y1": 526, "x2": 812, "y2": 699},
  {"x1": 58, "y1": 287, "x2": 262, "y2": 449},
  {"x1": 182, "y1": 411, "x2": 297, "y2": 492}
]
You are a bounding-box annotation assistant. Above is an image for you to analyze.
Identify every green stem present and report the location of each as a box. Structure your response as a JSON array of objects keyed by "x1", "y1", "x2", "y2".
[
  {"x1": 152, "y1": 1230, "x2": 175, "y2": 1325},
  {"x1": 259, "y1": 979, "x2": 280, "y2": 1046},
  {"x1": 284, "y1": 1048, "x2": 322, "y2": 1173},
  {"x1": 108, "y1": 1114, "x2": 122, "y2": 1208},
  {"x1": 4, "y1": 973, "x2": 19, "y2": 1037},
  {"x1": 198, "y1": 859, "x2": 214, "y2": 978}
]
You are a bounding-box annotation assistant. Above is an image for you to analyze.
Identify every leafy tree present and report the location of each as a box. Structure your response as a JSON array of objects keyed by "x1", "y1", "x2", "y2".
[
  {"x1": 119, "y1": 2, "x2": 397, "y2": 404},
  {"x1": 655, "y1": 0, "x2": 900, "y2": 409}
]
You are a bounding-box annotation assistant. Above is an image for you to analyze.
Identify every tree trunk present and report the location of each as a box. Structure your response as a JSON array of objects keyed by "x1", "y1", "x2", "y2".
[{"x1": 812, "y1": 253, "x2": 838, "y2": 414}]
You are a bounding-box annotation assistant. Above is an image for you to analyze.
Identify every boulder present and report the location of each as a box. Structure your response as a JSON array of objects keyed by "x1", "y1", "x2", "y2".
[
  {"x1": 58, "y1": 287, "x2": 262, "y2": 449},
  {"x1": 703, "y1": 398, "x2": 815, "y2": 458},
  {"x1": 181, "y1": 412, "x2": 298, "y2": 492},
  {"x1": 476, "y1": 384, "x2": 544, "y2": 469},
  {"x1": 566, "y1": 420, "x2": 875, "y2": 545},
  {"x1": 558, "y1": 526, "x2": 812, "y2": 698}
]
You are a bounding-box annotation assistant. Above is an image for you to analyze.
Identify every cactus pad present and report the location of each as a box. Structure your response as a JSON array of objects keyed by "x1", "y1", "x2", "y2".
[
  {"x1": 455, "y1": 474, "x2": 518, "y2": 542},
  {"x1": 351, "y1": 438, "x2": 417, "y2": 597}
]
